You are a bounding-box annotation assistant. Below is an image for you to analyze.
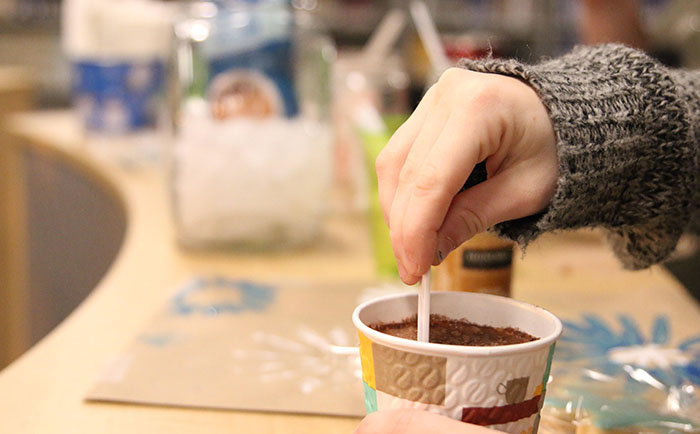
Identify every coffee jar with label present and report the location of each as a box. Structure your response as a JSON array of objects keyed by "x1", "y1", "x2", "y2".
[{"x1": 432, "y1": 231, "x2": 514, "y2": 297}]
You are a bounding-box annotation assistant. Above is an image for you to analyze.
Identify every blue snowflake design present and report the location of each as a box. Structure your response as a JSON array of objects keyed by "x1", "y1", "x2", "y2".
[
  {"x1": 554, "y1": 314, "x2": 700, "y2": 388},
  {"x1": 545, "y1": 314, "x2": 700, "y2": 430},
  {"x1": 171, "y1": 276, "x2": 276, "y2": 316}
]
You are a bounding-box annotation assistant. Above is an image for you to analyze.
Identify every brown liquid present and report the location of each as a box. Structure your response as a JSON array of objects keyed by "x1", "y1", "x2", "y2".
[{"x1": 370, "y1": 314, "x2": 536, "y2": 346}]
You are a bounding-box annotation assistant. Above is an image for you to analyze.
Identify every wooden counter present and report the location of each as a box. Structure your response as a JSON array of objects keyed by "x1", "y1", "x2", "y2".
[{"x1": 0, "y1": 111, "x2": 698, "y2": 433}]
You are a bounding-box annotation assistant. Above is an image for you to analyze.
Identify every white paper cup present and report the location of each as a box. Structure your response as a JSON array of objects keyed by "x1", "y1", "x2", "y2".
[{"x1": 352, "y1": 292, "x2": 562, "y2": 434}]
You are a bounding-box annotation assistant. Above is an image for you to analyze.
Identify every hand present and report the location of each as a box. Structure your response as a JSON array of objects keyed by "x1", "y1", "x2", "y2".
[
  {"x1": 354, "y1": 409, "x2": 506, "y2": 434},
  {"x1": 376, "y1": 67, "x2": 557, "y2": 284}
]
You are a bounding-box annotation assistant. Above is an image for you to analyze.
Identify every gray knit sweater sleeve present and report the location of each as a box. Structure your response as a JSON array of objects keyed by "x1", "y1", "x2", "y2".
[{"x1": 459, "y1": 44, "x2": 699, "y2": 269}]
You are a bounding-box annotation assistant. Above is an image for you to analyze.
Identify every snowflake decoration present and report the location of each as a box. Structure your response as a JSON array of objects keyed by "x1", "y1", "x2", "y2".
[
  {"x1": 544, "y1": 314, "x2": 700, "y2": 430},
  {"x1": 231, "y1": 326, "x2": 361, "y2": 395},
  {"x1": 171, "y1": 276, "x2": 276, "y2": 316},
  {"x1": 555, "y1": 314, "x2": 700, "y2": 389}
]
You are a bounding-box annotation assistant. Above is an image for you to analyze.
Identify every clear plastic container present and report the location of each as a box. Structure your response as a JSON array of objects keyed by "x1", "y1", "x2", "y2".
[{"x1": 169, "y1": 0, "x2": 335, "y2": 249}]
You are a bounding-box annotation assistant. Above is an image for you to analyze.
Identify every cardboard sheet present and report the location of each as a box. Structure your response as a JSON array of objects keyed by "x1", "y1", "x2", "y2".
[{"x1": 87, "y1": 277, "x2": 410, "y2": 417}]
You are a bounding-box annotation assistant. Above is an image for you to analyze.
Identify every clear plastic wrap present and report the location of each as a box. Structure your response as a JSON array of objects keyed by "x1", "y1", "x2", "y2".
[{"x1": 540, "y1": 315, "x2": 700, "y2": 433}]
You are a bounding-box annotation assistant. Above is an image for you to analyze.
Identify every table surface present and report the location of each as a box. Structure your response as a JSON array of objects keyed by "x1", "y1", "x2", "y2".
[{"x1": 1, "y1": 111, "x2": 698, "y2": 434}]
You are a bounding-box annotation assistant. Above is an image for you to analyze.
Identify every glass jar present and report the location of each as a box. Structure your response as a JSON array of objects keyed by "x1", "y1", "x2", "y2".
[{"x1": 169, "y1": 0, "x2": 335, "y2": 249}]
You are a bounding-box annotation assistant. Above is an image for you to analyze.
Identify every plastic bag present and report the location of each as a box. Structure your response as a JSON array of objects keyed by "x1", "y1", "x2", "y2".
[{"x1": 539, "y1": 314, "x2": 700, "y2": 433}]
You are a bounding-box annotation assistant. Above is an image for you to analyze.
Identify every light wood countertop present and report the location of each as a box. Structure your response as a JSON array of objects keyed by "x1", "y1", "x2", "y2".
[{"x1": 1, "y1": 111, "x2": 698, "y2": 433}]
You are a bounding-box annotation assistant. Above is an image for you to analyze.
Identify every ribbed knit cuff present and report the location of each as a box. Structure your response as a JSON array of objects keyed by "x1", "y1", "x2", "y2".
[{"x1": 459, "y1": 44, "x2": 697, "y2": 269}]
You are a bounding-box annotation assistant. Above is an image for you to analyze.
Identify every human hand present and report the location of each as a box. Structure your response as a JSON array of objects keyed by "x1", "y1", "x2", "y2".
[
  {"x1": 354, "y1": 409, "x2": 506, "y2": 434},
  {"x1": 376, "y1": 67, "x2": 557, "y2": 284}
]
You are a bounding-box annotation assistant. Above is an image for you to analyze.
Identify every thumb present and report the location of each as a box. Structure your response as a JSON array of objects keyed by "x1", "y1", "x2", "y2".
[{"x1": 435, "y1": 168, "x2": 549, "y2": 261}]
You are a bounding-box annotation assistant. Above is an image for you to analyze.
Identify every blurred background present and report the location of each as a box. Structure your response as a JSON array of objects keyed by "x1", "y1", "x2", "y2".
[
  {"x1": 3, "y1": 0, "x2": 700, "y2": 109},
  {"x1": 0, "y1": 0, "x2": 698, "y2": 369}
]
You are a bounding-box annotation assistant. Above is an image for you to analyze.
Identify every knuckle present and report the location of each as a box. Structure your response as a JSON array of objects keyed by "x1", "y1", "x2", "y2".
[
  {"x1": 375, "y1": 144, "x2": 398, "y2": 170},
  {"x1": 436, "y1": 68, "x2": 467, "y2": 100},
  {"x1": 457, "y1": 206, "x2": 488, "y2": 236},
  {"x1": 397, "y1": 163, "x2": 417, "y2": 185},
  {"x1": 413, "y1": 163, "x2": 442, "y2": 197},
  {"x1": 438, "y1": 67, "x2": 463, "y2": 85},
  {"x1": 375, "y1": 151, "x2": 390, "y2": 177},
  {"x1": 469, "y1": 80, "x2": 502, "y2": 108}
]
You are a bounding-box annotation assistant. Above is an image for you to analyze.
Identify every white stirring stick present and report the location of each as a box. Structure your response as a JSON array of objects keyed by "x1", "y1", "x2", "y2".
[
  {"x1": 412, "y1": 0, "x2": 440, "y2": 342},
  {"x1": 417, "y1": 269, "x2": 431, "y2": 342}
]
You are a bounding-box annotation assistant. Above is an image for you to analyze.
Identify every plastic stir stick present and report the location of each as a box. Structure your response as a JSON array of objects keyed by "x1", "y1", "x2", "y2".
[{"x1": 417, "y1": 269, "x2": 431, "y2": 342}]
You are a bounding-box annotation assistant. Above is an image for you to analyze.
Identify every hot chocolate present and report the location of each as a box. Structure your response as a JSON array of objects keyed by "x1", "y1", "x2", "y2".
[{"x1": 370, "y1": 314, "x2": 536, "y2": 346}]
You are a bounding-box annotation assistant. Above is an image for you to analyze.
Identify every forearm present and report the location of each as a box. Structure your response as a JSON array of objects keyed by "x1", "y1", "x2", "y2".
[{"x1": 460, "y1": 44, "x2": 698, "y2": 268}]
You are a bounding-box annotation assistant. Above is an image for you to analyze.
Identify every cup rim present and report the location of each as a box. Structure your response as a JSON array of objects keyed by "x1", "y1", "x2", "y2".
[{"x1": 352, "y1": 292, "x2": 562, "y2": 357}]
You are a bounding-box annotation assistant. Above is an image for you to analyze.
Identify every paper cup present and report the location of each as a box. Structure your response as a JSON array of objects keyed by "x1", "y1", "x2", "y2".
[{"x1": 352, "y1": 292, "x2": 562, "y2": 434}]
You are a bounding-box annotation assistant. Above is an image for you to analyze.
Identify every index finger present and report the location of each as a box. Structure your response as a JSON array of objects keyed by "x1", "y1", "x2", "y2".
[
  {"x1": 375, "y1": 86, "x2": 437, "y2": 226},
  {"x1": 399, "y1": 112, "x2": 485, "y2": 279}
]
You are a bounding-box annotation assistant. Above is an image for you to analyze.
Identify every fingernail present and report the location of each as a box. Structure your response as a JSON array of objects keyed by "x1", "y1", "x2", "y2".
[
  {"x1": 397, "y1": 261, "x2": 407, "y2": 281},
  {"x1": 432, "y1": 249, "x2": 441, "y2": 266},
  {"x1": 437, "y1": 237, "x2": 455, "y2": 262}
]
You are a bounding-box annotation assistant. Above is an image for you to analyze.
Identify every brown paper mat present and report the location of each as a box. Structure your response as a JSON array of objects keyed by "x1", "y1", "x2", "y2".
[{"x1": 87, "y1": 277, "x2": 411, "y2": 416}]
